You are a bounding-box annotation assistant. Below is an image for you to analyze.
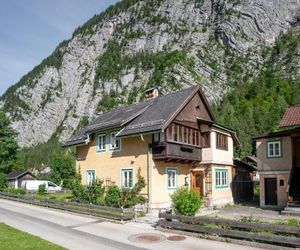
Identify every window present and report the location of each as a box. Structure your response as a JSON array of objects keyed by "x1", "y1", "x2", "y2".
[
  {"x1": 48, "y1": 182, "x2": 56, "y2": 187},
  {"x1": 202, "y1": 132, "x2": 210, "y2": 147},
  {"x1": 267, "y1": 140, "x2": 282, "y2": 158},
  {"x1": 86, "y1": 170, "x2": 96, "y2": 186},
  {"x1": 153, "y1": 132, "x2": 164, "y2": 143},
  {"x1": 215, "y1": 169, "x2": 228, "y2": 188},
  {"x1": 167, "y1": 168, "x2": 178, "y2": 189},
  {"x1": 97, "y1": 134, "x2": 106, "y2": 152},
  {"x1": 121, "y1": 169, "x2": 133, "y2": 188},
  {"x1": 110, "y1": 131, "x2": 120, "y2": 150},
  {"x1": 216, "y1": 132, "x2": 228, "y2": 150}
]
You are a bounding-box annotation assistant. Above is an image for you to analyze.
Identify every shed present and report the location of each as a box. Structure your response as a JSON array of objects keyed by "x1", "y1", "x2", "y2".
[
  {"x1": 232, "y1": 159, "x2": 257, "y2": 202},
  {"x1": 6, "y1": 170, "x2": 36, "y2": 189}
]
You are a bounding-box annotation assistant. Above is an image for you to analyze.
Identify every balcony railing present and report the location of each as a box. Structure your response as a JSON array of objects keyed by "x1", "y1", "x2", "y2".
[{"x1": 151, "y1": 141, "x2": 202, "y2": 162}]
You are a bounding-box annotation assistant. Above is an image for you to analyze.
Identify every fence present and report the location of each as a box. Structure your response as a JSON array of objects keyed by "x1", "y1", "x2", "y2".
[
  {"x1": 158, "y1": 213, "x2": 300, "y2": 248},
  {"x1": 0, "y1": 192, "x2": 134, "y2": 221}
]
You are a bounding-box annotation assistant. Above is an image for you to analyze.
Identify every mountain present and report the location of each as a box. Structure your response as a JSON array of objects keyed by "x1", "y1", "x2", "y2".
[{"x1": 1, "y1": 0, "x2": 300, "y2": 154}]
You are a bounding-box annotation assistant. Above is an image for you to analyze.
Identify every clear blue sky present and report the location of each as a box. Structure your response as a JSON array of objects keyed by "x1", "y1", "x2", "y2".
[{"x1": 0, "y1": 0, "x2": 119, "y2": 96}]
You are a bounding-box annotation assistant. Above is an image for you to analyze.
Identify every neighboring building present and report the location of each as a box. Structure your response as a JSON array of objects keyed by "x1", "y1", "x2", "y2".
[
  {"x1": 255, "y1": 105, "x2": 300, "y2": 208},
  {"x1": 6, "y1": 170, "x2": 36, "y2": 189},
  {"x1": 64, "y1": 86, "x2": 238, "y2": 208}
]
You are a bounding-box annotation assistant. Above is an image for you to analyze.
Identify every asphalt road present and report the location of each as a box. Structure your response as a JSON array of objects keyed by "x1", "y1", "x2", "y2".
[{"x1": 0, "y1": 199, "x2": 261, "y2": 250}]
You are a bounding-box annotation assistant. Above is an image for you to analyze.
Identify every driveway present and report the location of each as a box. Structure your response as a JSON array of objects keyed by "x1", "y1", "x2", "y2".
[{"x1": 0, "y1": 198, "x2": 261, "y2": 250}]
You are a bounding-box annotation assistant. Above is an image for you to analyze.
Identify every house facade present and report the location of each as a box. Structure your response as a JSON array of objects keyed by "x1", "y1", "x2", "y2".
[
  {"x1": 255, "y1": 105, "x2": 300, "y2": 208},
  {"x1": 65, "y1": 86, "x2": 238, "y2": 208}
]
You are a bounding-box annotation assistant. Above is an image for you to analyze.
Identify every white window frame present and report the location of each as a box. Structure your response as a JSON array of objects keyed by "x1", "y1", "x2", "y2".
[
  {"x1": 110, "y1": 131, "x2": 121, "y2": 151},
  {"x1": 267, "y1": 140, "x2": 282, "y2": 158},
  {"x1": 166, "y1": 168, "x2": 178, "y2": 190},
  {"x1": 86, "y1": 169, "x2": 96, "y2": 186},
  {"x1": 96, "y1": 133, "x2": 106, "y2": 152},
  {"x1": 215, "y1": 169, "x2": 228, "y2": 189},
  {"x1": 121, "y1": 168, "x2": 134, "y2": 189}
]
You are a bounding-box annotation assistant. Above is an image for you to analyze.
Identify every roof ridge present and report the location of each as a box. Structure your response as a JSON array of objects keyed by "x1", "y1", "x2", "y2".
[{"x1": 95, "y1": 85, "x2": 198, "y2": 116}]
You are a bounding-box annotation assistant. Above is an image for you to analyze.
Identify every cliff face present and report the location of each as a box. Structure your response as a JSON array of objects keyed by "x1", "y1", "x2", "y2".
[{"x1": 1, "y1": 0, "x2": 300, "y2": 147}]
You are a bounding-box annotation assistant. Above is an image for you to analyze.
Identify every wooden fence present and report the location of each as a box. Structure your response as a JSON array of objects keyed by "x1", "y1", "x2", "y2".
[
  {"x1": 0, "y1": 192, "x2": 134, "y2": 221},
  {"x1": 158, "y1": 213, "x2": 300, "y2": 248}
]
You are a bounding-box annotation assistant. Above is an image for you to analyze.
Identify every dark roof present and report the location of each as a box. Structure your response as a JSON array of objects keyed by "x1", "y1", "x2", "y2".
[
  {"x1": 118, "y1": 86, "x2": 199, "y2": 137},
  {"x1": 234, "y1": 159, "x2": 257, "y2": 172},
  {"x1": 280, "y1": 105, "x2": 300, "y2": 128},
  {"x1": 245, "y1": 155, "x2": 257, "y2": 163},
  {"x1": 6, "y1": 170, "x2": 34, "y2": 180},
  {"x1": 253, "y1": 126, "x2": 300, "y2": 140},
  {"x1": 64, "y1": 86, "x2": 202, "y2": 146}
]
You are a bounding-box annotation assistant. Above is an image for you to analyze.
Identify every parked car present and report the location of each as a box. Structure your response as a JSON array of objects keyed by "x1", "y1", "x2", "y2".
[{"x1": 21, "y1": 180, "x2": 62, "y2": 193}]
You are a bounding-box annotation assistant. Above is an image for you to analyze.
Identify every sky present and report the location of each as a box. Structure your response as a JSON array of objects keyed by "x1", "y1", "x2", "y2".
[{"x1": 0, "y1": 0, "x2": 119, "y2": 96}]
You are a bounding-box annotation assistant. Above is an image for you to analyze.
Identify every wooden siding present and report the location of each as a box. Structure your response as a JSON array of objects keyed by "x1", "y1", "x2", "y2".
[
  {"x1": 151, "y1": 141, "x2": 201, "y2": 162},
  {"x1": 175, "y1": 91, "x2": 213, "y2": 123}
]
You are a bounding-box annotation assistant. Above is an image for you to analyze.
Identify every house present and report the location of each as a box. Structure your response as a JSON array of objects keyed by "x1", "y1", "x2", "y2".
[
  {"x1": 255, "y1": 105, "x2": 300, "y2": 208},
  {"x1": 64, "y1": 86, "x2": 238, "y2": 208},
  {"x1": 6, "y1": 170, "x2": 36, "y2": 189}
]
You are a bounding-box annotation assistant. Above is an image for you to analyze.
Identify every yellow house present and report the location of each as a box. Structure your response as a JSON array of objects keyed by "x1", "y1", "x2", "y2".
[
  {"x1": 64, "y1": 86, "x2": 238, "y2": 208},
  {"x1": 255, "y1": 105, "x2": 300, "y2": 209}
]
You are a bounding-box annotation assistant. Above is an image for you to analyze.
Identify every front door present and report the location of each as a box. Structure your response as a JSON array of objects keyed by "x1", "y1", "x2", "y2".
[
  {"x1": 265, "y1": 178, "x2": 277, "y2": 205},
  {"x1": 191, "y1": 172, "x2": 204, "y2": 197}
]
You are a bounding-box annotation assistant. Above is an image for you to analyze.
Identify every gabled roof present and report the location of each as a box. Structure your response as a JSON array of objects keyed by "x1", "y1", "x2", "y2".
[
  {"x1": 6, "y1": 170, "x2": 34, "y2": 180},
  {"x1": 64, "y1": 86, "x2": 215, "y2": 147},
  {"x1": 280, "y1": 104, "x2": 300, "y2": 128}
]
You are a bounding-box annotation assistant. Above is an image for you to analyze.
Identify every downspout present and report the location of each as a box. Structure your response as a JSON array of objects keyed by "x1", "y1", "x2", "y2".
[{"x1": 140, "y1": 134, "x2": 151, "y2": 212}]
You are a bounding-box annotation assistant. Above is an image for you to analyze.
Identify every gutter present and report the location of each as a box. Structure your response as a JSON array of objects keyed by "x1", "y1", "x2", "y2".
[{"x1": 140, "y1": 134, "x2": 151, "y2": 212}]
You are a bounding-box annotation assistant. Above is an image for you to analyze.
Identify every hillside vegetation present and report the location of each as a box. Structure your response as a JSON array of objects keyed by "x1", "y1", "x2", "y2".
[{"x1": 0, "y1": 0, "x2": 300, "y2": 162}]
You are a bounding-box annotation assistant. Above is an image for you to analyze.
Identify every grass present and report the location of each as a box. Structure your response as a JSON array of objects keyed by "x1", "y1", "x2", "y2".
[
  {"x1": 0, "y1": 223, "x2": 66, "y2": 250},
  {"x1": 34, "y1": 192, "x2": 73, "y2": 200}
]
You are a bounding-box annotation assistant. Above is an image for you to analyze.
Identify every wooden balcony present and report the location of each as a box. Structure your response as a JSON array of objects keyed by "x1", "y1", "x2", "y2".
[{"x1": 151, "y1": 141, "x2": 202, "y2": 163}]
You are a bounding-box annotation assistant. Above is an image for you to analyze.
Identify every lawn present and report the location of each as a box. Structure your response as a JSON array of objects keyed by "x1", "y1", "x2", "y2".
[
  {"x1": 34, "y1": 192, "x2": 73, "y2": 200},
  {"x1": 0, "y1": 223, "x2": 66, "y2": 250}
]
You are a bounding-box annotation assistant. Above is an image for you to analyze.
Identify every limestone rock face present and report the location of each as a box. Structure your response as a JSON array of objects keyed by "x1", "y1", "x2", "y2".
[{"x1": 1, "y1": 0, "x2": 300, "y2": 147}]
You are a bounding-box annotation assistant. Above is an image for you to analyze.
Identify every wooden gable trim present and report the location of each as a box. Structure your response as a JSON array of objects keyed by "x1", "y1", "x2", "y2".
[{"x1": 162, "y1": 86, "x2": 215, "y2": 131}]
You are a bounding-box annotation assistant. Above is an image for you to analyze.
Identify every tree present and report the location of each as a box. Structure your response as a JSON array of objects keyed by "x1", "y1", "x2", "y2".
[
  {"x1": 49, "y1": 152, "x2": 76, "y2": 187},
  {"x1": 0, "y1": 110, "x2": 18, "y2": 173}
]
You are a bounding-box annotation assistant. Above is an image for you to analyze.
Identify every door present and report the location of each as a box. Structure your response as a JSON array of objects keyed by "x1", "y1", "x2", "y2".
[
  {"x1": 191, "y1": 172, "x2": 204, "y2": 197},
  {"x1": 265, "y1": 178, "x2": 277, "y2": 205}
]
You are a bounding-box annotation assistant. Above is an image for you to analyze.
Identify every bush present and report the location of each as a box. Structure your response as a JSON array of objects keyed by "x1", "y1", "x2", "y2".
[
  {"x1": 171, "y1": 187, "x2": 202, "y2": 216},
  {"x1": 4, "y1": 188, "x2": 26, "y2": 195},
  {"x1": 105, "y1": 185, "x2": 121, "y2": 207},
  {"x1": 0, "y1": 173, "x2": 8, "y2": 191},
  {"x1": 38, "y1": 184, "x2": 46, "y2": 195}
]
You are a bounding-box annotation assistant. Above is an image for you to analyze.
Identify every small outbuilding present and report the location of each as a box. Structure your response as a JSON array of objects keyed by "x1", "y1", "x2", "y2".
[
  {"x1": 232, "y1": 158, "x2": 257, "y2": 202},
  {"x1": 6, "y1": 170, "x2": 36, "y2": 189}
]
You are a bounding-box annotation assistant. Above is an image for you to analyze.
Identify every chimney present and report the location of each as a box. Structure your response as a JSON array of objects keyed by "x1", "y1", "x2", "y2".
[{"x1": 145, "y1": 87, "x2": 160, "y2": 99}]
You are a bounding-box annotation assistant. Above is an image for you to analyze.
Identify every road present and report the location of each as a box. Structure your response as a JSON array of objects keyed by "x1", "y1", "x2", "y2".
[{"x1": 0, "y1": 198, "x2": 261, "y2": 250}]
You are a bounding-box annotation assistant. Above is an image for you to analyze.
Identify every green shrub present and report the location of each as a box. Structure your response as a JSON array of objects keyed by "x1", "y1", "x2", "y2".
[
  {"x1": 171, "y1": 187, "x2": 202, "y2": 216},
  {"x1": 105, "y1": 185, "x2": 121, "y2": 207},
  {"x1": 4, "y1": 188, "x2": 26, "y2": 195},
  {"x1": 38, "y1": 184, "x2": 46, "y2": 195},
  {"x1": 0, "y1": 173, "x2": 8, "y2": 191}
]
